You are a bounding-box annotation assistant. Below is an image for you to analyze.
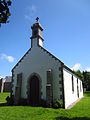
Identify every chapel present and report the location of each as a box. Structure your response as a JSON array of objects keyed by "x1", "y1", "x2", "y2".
[{"x1": 11, "y1": 18, "x2": 83, "y2": 109}]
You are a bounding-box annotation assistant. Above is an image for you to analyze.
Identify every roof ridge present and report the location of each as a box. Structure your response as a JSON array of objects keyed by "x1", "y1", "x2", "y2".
[{"x1": 38, "y1": 45, "x2": 63, "y2": 64}]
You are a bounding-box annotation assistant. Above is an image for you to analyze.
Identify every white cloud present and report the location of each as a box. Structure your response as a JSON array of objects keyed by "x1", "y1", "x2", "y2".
[
  {"x1": 85, "y1": 67, "x2": 90, "y2": 72},
  {"x1": 31, "y1": 5, "x2": 36, "y2": 13},
  {"x1": 0, "y1": 53, "x2": 14, "y2": 63},
  {"x1": 72, "y1": 64, "x2": 90, "y2": 72},
  {"x1": 72, "y1": 63, "x2": 81, "y2": 71},
  {"x1": 25, "y1": 15, "x2": 31, "y2": 20},
  {"x1": 7, "y1": 56, "x2": 14, "y2": 62},
  {"x1": 25, "y1": 5, "x2": 37, "y2": 21},
  {"x1": 0, "y1": 76, "x2": 2, "y2": 79},
  {"x1": 0, "y1": 75, "x2": 4, "y2": 79}
]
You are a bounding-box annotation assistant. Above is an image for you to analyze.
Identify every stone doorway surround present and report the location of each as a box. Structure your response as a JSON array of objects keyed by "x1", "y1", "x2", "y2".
[{"x1": 26, "y1": 73, "x2": 42, "y2": 106}]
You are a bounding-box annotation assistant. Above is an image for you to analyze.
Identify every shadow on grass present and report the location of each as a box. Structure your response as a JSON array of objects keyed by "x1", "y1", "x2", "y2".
[
  {"x1": 0, "y1": 102, "x2": 46, "y2": 107},
  {"x1": 84, "y1": 91, "x2": 90, "y2": 97},
  {"x1": 56, "y1": 117, "x2": 90, "y2": 120},
  {"x1": 0, "y1": 102, "x2": 7, "y2": 107}
]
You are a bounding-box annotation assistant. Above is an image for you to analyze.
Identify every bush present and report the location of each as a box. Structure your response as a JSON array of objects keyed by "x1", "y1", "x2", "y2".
[
  {"x1": 19, "y1": 98, "x2": 28, "y2": 106},
  {"x1": 6, "y1": 95, "x2": 14, "y2": 105},
  {"x1": 53, "y1": 99, "x2": 63, "y2": 108},
  {"x1": 40, "y1": 99, "x2": 46, "y2": 107}
]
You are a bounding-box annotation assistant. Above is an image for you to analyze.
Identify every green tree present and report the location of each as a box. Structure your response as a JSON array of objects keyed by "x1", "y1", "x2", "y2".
[
  {"x1": 0, "y1": 0, "x2": 11, "y2": 26},
  {"x1": 74, "y1": 70, "x2": 84, "y2": 81},
  {"x1": 74, "y1": 70, "x2": 90, "y2": 91},
  {"x1": 83, "y1": 71, "x2": 90, "y2": 91}
]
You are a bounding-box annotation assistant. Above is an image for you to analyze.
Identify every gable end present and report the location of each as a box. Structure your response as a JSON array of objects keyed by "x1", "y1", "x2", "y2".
[{"x1": 12, "y1": 48, "x2": 31, "y2": 71}]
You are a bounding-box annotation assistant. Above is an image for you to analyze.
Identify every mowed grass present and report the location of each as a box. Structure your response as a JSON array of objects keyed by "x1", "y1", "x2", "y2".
[
  {"x1": 0, "y1": 92, "x2": 10, "y2": 104},
  {"x1": 0, "y1": 92, "x2": 90, "y2": 120}
]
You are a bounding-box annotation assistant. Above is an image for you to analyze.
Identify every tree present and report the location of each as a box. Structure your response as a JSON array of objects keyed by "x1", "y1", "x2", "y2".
[
  {"x1": 0, "y1": 0, "x2": 11, "y2": 26},
  {"x1": 83, "y1": 71, "x2": 90, "y2": 91},
  {"x1": 74, "y1": 70, "x2": 90, "y2": 91},
  {"x1": 74, "y1": 70, "x2": 84, "y2": 81}
]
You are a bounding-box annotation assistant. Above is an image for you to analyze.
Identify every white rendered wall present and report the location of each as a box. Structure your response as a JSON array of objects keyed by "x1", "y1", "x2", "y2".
[
  {"x1": 78, "y1": 79, "x2": 83, "y2": 98},
  {"x1": 12, "y1": 45, "x2": 62, "y2": 101},
  {"x1": 39, "y1": 39, "x2": 43, "y2": 47},
  {"x1": 63, "y1": 68, "x2": 83, "y2": 109},
  {"x1": 32, "y1": 38, "x2": 43, "y2": 47}
]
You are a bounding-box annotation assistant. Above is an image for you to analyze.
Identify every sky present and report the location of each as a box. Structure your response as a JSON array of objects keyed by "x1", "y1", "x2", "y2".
[{"x1": 0, "y1": 0, "x2": 90, "y2": 77}]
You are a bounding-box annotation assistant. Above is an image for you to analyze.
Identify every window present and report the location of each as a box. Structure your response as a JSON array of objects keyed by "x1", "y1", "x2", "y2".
[
  {"x1": 80, "y1": 81, "x2": 82, "y2": 92},
  {"x1": 15, "y1": 73, "x2": 22, "y2": 101},
  {"x1": 72, "y1": 75, "x2": 74, "y2": 92}
]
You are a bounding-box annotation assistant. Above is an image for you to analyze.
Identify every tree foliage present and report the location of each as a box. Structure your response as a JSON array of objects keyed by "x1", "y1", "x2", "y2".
[
  {"x1": 0, "y1": 0, "x2": 11, "y2": 26},
  {"x1": 83, "y1": 71, "x2": 90, "y2": 91},
  {"x1": 74, "y1": 70, "x2": 90, "y2": 91},
  {"x1": 74, "y1": 70, "x2": 84, "y2": 81}
]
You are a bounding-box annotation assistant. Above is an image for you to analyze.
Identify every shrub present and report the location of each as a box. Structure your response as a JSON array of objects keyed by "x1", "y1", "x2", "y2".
[
  {"x1": 19, "y1": 98, "x2": 28, "y2": 106},
  {"x1": 53, "y1": 99, "x2": 63, "y2": 108},
  {"x1": 40, "y1": 99, "x2": 46, "y2": 107},
  {"x1": 6, "y1": 95, "x2": 14, "y2": 105}
]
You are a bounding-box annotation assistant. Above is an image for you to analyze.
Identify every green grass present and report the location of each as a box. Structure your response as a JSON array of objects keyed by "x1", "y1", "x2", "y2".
[
  {"x1": 0, "y1": 92, "x2": 90, "y2": 120},
  {"x1": 0, "y1": 92, "x2": 10, "y2": 104}
]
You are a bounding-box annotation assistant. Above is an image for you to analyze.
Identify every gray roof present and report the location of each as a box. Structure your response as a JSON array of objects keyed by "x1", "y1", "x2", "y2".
[{"x1": 5, "y1": 76, "x2": 12, "y2": 82}]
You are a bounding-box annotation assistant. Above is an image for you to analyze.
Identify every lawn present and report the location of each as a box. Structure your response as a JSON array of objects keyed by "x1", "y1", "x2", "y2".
[{"x1": 0, "y1": 92, "x2": 90, "y2": 120}]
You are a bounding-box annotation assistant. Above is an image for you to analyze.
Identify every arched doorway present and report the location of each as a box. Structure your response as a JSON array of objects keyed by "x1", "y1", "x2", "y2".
[{"x1": 27, "y1": 74, "x2": 41, "y2": 106}]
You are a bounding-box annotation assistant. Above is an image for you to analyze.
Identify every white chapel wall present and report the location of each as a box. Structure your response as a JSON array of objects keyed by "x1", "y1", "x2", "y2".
[
  {"x1": 78, "y1": 78, "x2": 83, "y2": 98},
  {"x1": 39, "y1": 39, "x2": 43, "y2": 47},
  {"x1": 63, "y1": 68, "x2": 83, "y2": 109}
]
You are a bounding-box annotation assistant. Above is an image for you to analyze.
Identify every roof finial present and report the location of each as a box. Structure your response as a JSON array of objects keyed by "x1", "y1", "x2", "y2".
[{"x1": 36, "y1": 17, "x2": 39, "y2": 22}]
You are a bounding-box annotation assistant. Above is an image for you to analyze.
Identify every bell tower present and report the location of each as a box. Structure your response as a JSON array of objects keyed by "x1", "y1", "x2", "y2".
[{"x1": 30, "y1": 17, "x2": 44, "y2": 48}]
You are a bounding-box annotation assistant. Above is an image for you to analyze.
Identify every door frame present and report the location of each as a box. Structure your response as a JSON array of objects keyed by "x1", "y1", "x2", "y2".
[{"x1": 26, "y1": 73, "x2": 42, "y2": 105}]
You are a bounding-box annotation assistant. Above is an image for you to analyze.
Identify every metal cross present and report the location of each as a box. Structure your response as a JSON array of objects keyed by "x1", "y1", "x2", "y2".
[{"x1": 36, "y1": 17, "x2": 39, "y2": 22}]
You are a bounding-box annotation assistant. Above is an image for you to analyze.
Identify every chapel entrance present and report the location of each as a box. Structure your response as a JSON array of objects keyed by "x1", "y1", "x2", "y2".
[{"x1": 29, "y1": 75, "x2": 40, "y2": 106}]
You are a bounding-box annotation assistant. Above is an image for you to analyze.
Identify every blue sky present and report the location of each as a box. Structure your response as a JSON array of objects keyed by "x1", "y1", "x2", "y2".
[{"x1": 0, "y1": 0, "x2": 90, "y2": 77}]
